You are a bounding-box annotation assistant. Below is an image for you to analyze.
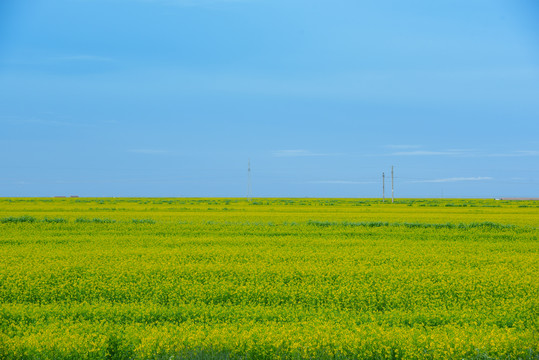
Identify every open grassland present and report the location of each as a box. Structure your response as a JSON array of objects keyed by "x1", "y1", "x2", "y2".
[{"x1": 0, "y1": 198, "x2": 538, "y2": 359}]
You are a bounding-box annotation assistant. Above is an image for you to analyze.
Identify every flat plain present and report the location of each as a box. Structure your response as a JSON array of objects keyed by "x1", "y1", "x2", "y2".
[{"x1": 0, "y1": 198, "x2": 538, "y2": 359}]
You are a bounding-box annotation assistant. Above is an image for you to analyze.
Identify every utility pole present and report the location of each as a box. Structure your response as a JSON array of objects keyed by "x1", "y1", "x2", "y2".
[
  {"x1": 247, "y1": 159, "x2": 252, "y2": 202},
  {"x1": 391, "y1": 165, "x2": 394, "y2": 203},
  {"x1": 382, "y1": 172, "x2": 385, "y2": 203}
]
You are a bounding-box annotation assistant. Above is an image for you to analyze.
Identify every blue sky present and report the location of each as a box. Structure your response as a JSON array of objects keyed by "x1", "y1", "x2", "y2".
[{"x1": 1, "y1": 0, "x2": 538, "y2": 198}]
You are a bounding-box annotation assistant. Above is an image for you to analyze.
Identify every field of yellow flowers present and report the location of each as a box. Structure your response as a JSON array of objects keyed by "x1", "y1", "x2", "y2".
[{"x1": 0, "y1": 198, "x2": 537, "y2": 359}]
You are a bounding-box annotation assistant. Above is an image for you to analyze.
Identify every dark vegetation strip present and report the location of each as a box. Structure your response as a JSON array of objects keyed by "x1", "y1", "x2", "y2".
[
  {"x1": 131, "y1": 219, "x2": 156, "y2": 224},
  {"x1": 305, "y1": 220, "x2": 519, "y2": 230},
  {"x1": 0, "y1": 216, "x2": 38, "y2": 223},
  {"x1": 0, "y1": 216, "x2": 526, "y2": 231},
  {"x1": 75, "y1": 218, "x2": 117, "y2": 224}
]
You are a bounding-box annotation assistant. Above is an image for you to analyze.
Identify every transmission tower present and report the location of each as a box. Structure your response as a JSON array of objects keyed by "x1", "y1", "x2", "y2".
[
  {"x1": 247, "y1": 159, "x2": 252, "y2": 202},
  {"x1": 382, "y1": 172, "x2": 385, "y2": 202},
  {"x1": 391, "y1": 165, "x2": 394, "y2": 203}
]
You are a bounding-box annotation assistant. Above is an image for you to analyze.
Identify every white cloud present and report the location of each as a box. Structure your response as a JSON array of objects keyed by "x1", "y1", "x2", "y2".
[{"x1": 411, "y1": 177, "x2": 493, "y2": 183}]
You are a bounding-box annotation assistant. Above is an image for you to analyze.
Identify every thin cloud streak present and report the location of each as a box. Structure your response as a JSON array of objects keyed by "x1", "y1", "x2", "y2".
[
  {"x1": 385, "y1": 145, "x2": 421, "y2": 149},
  {"x1": 391, "y1": 150, "x2": 464, "y2": 156},
  {"x1": 0, "y1": 116, "x2": 92, "y2": 128},
  {"x1": 309, "y1": 180, "x2": 377, "y2": 185},
  {"x1": 50, "y1": 55, "x2": 115, "y2": 62},
  {"x1": 272, "y1": 150, "x2": 335, "y2": 157},
  {"x1": 128, "y1": 149, "x2": 169, "y2": 155},
  {"x1": 410, "y1": 177, "x2": 493, "y2": 183},
  {"x1": 391, "y1": 149, "x2": 539, "y2": 157},
  {"x1": 273, "y1": 148, "x2": 539, "y2": 159},
  {"x1": 3, "y1": 55, "x2": 115, "y2": 67},
  {"x1": 487, "y1": 150, "x2": 539, "y2": 157},
  {"x1": 136, "y1": 0, "x2": 253, "y2": 6}
]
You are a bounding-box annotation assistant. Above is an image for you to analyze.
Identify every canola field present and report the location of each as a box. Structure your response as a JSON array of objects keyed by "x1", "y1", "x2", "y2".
[{"x1": 0, "y1": 197, "x2": 538, "y2": 359}]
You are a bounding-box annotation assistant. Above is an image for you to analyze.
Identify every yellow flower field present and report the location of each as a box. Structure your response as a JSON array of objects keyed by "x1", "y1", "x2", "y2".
[{"x1": 0, "y1": 198, "x2": 537, "y2": 359}]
